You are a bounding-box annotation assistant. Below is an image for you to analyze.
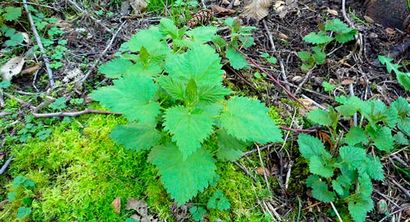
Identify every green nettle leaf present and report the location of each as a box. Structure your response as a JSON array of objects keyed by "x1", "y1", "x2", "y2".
[
  {"x1": 339, "y1": 146, "x2": 367, "y2": 170},
  {"x1": 344, "y1": 127, "x2": 368, "y2": 146},
  {"x1": 220, "y1": 97, "x2": 282, "y2": 144},
  {"x1": 186, "y1": 26, "x2": 218, "y2": 43},
  {"x1": 0, "y1": 80, "x2": 11, "y2": 89},
  {"x1": 197, "y1": 84, "x2": 231, "y2": 103},
  {"x1": 110, "y1": 125, "x2": 161, "y2": 151},
  {"x1": 165, "y1": 44, "x2": 224, "y2": 85},
  {"x1": 325, "y1": 19, "x2": 352, "y2": 33},
  {"x1": 185, "y1": 79, "x2": 199, "y2": 105},
  {"x1": 359, "y1": 157, "x2": 384, "y2": 181},
  {"x1": 303, "y1": 32, "x2": 334, "y2": 44},
  {"x1": 159, "y1": 18, "x2": 179, "y2": 39},
  {"x1": 5, "y1": 32, "x2": 24, "y2": 47},
  {"x1": 394, "y1": 132, "x2": 409, "y2": 145},
  {"x1": 348, "y1": 196, "x2": 374, "y2": 222},
  {"x1": 207, "y1": 190, "x2": 231, "y2": 211},
  {"x1": 297, "y1": 134, "x2": 330, "y2": 159},
  {"x1": 127, "y1": 27, "x2": 169, "y2": 57},
  {"x1": 157, "y1": 76, "x2": 185, "y2": 100},
  {"x1": 322, "y1": 81, "x2": 336, "y2": 92},
  {"x1": 163, "y1": 105, "x2": 221, "y2": 158},
  {"x1": 189, "y1": 206, "x2": 207, "y2": 222},
  {"x1": 297, "y1": 51, "x2": 312, "y2": 62},
  {"x1": 312, "y1": 46, "x2": 326, "y2": 64},
  {"x1": 391, "y1": 97, "x2": 410, "y2": 118},
  {"x1": 336, "y1": 96, "x2": 366, "y2": 117},
  {"x1": 148, "y1": 144, "x2": 217, "y2": 205},
  {"x1": 216, "y1": 130, "x2": 248, "y2": 161},
  {"x1": 4, "y1": 7, "x2": 22, "y2": 21},
  {"x1": 311, "y1": 179, "x2": 336, "y2": 203},
  {"x1": 378, "y1": 55, "x2": 401, "y2": 74},
  {"x1": 90, "y1": 75, "x2": 161, "y2": 124},
  {"x1": 17, "y1": 207, "x2": 31, "y2": 219},
  {"x1": 335, "y1": 31, "x2": 356, "y2": 44},
  {"x1": 226, "y1": 47, "x2": 249, "y2": 70},
  {"x1": 309, "y1": 155, "x2": 334, "y2": 178},
  {"x1": 366, "y1": 125, "x2": 394, "y2": 152},
  {"x1": 396, "y1": 72, "x2": 410, "y2": 91},
  {"x1": 307, "y1": 108, "x2": 337, "y2": 127},
  {"x1": 332, "y1": 174, "x2": 352, "y2": 196},
  {"x1": 99, "y1": 58, "x2": 133, "y2": 78}
]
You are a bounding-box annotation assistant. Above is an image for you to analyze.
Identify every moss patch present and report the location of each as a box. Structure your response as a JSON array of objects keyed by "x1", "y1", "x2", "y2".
[{"x1": 1, "y1": 114, "x2": 268, "y2": 221}]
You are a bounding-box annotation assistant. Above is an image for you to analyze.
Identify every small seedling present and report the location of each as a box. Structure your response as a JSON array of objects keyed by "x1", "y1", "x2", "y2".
[{"x1": 298, "y1": 19, "x2": 357, "y2": 72}]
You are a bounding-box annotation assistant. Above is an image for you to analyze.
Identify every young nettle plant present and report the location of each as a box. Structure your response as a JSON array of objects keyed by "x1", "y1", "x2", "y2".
[
  {"x1": 91, "y1": 18, "x2": 282, "y2": 205},
  {"x1": 219, "y1": 17, "x2": 256, "y2": 70},
  {"x1": 298, "y1": 96, "x2": 409, "y2": 222},
  {"x1": 378, "y1": 55, "x2": 410, "y2": 91},
  {"x1": 298, "y1": 18, "x2": 357, "y2": 72}
]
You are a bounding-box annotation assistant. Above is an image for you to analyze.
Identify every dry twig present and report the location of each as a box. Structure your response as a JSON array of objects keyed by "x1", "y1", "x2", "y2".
[
  {"x1": 32, "y1": 109, "x2": 121, "y2": 118},
  {"x1": 22, "y1": 0, "x2": 54, "y2": 87}
]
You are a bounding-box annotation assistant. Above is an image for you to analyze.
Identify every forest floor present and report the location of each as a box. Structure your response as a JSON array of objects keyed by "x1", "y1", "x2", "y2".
[{"x1": 0, "y1": 0, "x2": 409, "y2": 221}]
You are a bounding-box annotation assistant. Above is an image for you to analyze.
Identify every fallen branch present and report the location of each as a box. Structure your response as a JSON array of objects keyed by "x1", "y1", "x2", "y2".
[
  {"x1": 0, "y1": 157, "x2": 13, "y2": 175},
  {"x1": 22, "y1": 0, "x2": 55, "y2": 87},
  {"x1": 0, "y1": 112, "x2": 12, "y2": 117},
  {"x1": 32, "y1": 109, "x2": 121, "y2": 118}
]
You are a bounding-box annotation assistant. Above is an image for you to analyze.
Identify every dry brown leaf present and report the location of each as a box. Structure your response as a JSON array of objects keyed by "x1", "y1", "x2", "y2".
[
  {"x1": 326, "y1": 8, "x2": 338, "y2": 16},
  {"x1": 21, "y1": 65, "x2": 41, "y2": 75},
  {"x1": 63, "y1": 68, "x2": 84, "y2": 83},
  {"x1": 242, "y1": 0, "x2": 273, "y2": 21},
  {"x1": 130, "y1": 0, "x2": 147, "y2": 14},
  {"x1": 111, "y1": 197, "x2": 121, "y2": 214},
  {"x1": 277, "y1": 32, "x2": 289, "y2": 40},
  {"x1": 126, "y1": 198, "x2": 148, "y2": 215},
  {"x1": 340, "y1": 79, "x2": 355, "y2": 85},
  {"x1": 385, "y1": 27, "x2": 396, "y2": 35},
  {"x1": 256, "y1": 167, "x2": 269, "y2": 175},
  {"x1": 210, "y1": 5, "x2": 236, "y2": 15},
  {"x1": 1, "y1": 56, "x2": 25, "y2": 81}
]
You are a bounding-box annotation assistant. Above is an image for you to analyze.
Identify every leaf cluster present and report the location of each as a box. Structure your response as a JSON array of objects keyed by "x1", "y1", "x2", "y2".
[
  {"x1": 378, "y1": 55, "x2": 410, "y2": 91},
  {"x1": 0, "y1": 6, "x2": 24, "y2": 47},
  {"x1": 298, "y1": 19, "x2": 357, "y2": 72},
  {"x1": 7, "y1": 175, "x2": 36, "y2": 220},
  {"x1": 189, "y1": 189, "x2": 231, "y2": 221},
  {"x1": 299, "y1": 96, "x2": 410, "y2": 221},
  {"x1": 92, "y1": 18, "x2": 282, "y2": 206}
]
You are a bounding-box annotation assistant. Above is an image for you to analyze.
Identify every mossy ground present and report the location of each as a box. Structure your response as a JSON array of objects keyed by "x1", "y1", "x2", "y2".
[{"x1": 1, "y1": 114, "x2": 269, "y2": 221}]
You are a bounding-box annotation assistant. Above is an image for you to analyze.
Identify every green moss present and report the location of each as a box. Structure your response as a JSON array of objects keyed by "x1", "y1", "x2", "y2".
[
  {"x1": 2, "y1": 115, "x2": 168, "y2": 221},
  {"x1": 1, "y1": 114, "x2": 268, "y2": 221}
]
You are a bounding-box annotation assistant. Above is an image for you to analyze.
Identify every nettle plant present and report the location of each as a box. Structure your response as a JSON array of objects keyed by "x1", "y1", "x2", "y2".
[
  {"x1": 298, "y1": 18, "x2": 357, "y2": 72},
  {"x1": 378, "y1": 55, "x2": 410, "y2": 91},
  {"x1": 91, "y1": 18, "x2": 282, "y2": 205},
  {"x1": 0, "y1": 6, "x2": 24, "y2": 47},
  {"x1": 298, "y1": 96, "x2": 409, "y2": 222}
]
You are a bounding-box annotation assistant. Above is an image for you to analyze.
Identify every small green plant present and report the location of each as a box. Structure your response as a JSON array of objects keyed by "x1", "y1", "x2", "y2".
[
  {"x1": 7, "y1": 175, "x2": 36, "y2": 220},
  {"x1": 298, "y1": 96, "x2": 409, "y2": 222},
  {"x1": 378, "y1": 55, "x2": 410, "y2": 91},
  {"x1": 298, "y1": 18, "x2": 357, "y2": 72},
  {"x1": 221, "y1": 18, "x2": 256, "y2": 70},
  {"x1": 92, "y1": 18, "x2": 282, "y2": 206},
  {"x1": 0, "y1": 6, "x2": 24, "y2": 47}
]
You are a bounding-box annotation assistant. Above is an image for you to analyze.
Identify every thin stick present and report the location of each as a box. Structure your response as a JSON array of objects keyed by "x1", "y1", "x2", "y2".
[
  {"x1": 22, "y1": 0, "x2": 54, "y2": 87},
  {"x1": 79, "y1": 21, "x2": 126, "y2": 83},
  {"x1": 294, "y1": 67, "x2": 315, "y2": 95},
  {"x1": 256, "y1": 144, "x2": 272, "y2": 194},
  {"x1": 32, "y1": 109, "x2": 121, "y2": 118},
  {"x1": 0, "y1": 157, "x2": 13, "y2": 175},
  {"x1": 330, "y1": 202, "x2": 344, "y2": 222}
]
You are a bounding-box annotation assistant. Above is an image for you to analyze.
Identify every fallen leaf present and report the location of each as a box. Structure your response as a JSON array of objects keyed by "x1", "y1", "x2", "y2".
[
  {"x1": 112, "y1": 197, "x2": 121, "y2": 214},
  {"x1": 210, "y1": 5, "x2": 236, "y2": 16},
  {"x1": 326, "y1": 8, "x2": 338, "y2": 16},
  {"x1": 256, "y1": 167, "x2": 269, "y2": 175},
  {"x1": 292, "y1": 76, "x2": 303, "y2": 83},
  {"x1": 385, "y1": 27, "x2": 396, "y2": 35},
  {"x1": 277, "y1": 32, "x2": 289, "y2": 40},
  {"x1": 340, "y1": 79, "x2": 355, "y2": 85},
  {"x1": 274, "y1": 0, "x2": 298, "y2": 18},
  {"x1": 233, "y1": 0, "x2": 241, "y2": 6},
  {"x1": 21, "y1": 65, "x2": 41, "y2": 75},
  {"x1": 130, "y1": 0, "x2": 147, "y2": 14},
  {"x1": 21, "y1": 32, "x2": 30, "y2": 44},
  {"x1": 0, "y1": 56, "x2": 25, "y2": 81},
  {"x1": 242, "y1": 0, "x2": 273, "y2": 21},
  {"x1": 126, "y1": 198, "x2": 148, "y2": 216},
  {"x1": 363, "y1": 15, "x2": 374, "y2": 24},
  {"x1": 63, "y1": 68, "x2": 84, "y2": 83}
]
